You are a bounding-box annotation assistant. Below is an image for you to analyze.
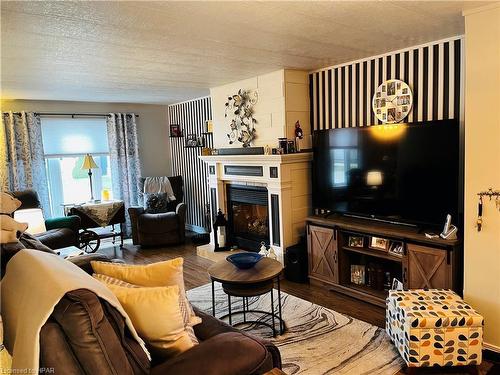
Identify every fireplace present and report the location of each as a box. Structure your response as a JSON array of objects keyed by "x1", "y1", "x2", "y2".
[
  {"x1": 199, "y1": 152, "x2": 312, "y2": 263},
  {"x1": 226, "y1": 185, "x2": 269, "y2": 252}
]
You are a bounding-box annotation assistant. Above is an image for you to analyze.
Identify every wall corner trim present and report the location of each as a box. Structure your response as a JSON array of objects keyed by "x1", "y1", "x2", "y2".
[{"x1": 462, "y1": 3, "x2": 500, "y2": 17}]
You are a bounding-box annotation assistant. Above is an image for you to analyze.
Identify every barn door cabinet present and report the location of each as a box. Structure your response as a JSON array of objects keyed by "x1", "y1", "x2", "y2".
[
  {"x1": 403, "y1": 243, "x2": 453, "y2": 289},
  {"x1": 307, "y1": 225, "x2": 339, "y2": 284},
  {"x1": 306, "y1": 215, "x2": 461, "y2": 307}
]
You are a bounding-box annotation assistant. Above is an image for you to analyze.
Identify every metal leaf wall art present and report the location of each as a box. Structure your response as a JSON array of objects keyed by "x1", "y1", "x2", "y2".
[{"x1": 224, "y1": 89, "x2": 258, "y2": 147}]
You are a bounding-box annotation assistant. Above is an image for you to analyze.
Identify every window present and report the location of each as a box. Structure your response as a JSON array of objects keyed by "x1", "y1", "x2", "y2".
[{"x1": 41, "y1": 118, "x2": 112, "y2": 217}]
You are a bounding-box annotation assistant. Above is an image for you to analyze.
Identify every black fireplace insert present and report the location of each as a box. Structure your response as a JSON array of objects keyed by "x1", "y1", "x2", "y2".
[{"x1": 226, "y1": 185, "x2": 269, "y2": 252}]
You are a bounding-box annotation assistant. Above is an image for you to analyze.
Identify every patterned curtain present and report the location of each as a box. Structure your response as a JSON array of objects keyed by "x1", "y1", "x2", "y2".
[
  {"x1": 106, "y1": 113, "x2": 141, "y2": 234},
  {"x1": 1, "y1": 112, "x2": 50, "y2": 215}
]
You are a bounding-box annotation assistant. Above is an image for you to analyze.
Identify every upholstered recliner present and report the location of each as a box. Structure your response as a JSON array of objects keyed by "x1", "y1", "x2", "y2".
[
  {"x1": 128, "y1": 176, "x2": 186, "y2": 247},
  {"x1": 11, "y1": 189, "x2": 81, "y2": 249}
]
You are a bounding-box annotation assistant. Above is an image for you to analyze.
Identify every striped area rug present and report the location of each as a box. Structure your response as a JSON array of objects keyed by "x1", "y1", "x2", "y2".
[{"x1": 187, "y1": 283, "x2": 404, "y2": 375}]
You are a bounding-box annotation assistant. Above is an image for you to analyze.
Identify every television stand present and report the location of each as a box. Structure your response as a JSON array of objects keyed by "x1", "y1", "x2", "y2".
[
  {"x1": 343, "y1": 213, "x2": 417, "y2": 228},
  {"x1": 306, "y1": 214, "x2": 462, "y2": 307}
]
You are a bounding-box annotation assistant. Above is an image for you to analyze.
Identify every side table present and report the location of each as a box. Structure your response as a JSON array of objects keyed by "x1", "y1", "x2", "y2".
[{"x1": 207, "y1": 257, "x2": 285, "y2": 337}]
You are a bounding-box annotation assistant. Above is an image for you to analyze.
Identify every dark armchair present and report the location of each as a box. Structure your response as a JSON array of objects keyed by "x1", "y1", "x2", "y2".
[
  {"x1": 11, "y1": 189, "x2": 81, "y2": 250},
  {"x1": 128, "y1": 176, "x2": 186, "y2": 247}
]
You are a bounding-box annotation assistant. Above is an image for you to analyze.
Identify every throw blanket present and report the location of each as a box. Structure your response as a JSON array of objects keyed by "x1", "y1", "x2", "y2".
[
  {"x1": 144, "y1": 176, "x2": 176, "y2": 201},
  {"x1": 1, "y1": 249, "x2": 150, "y2": 372},
  {"x1": 75, "y1": 200, "x2": 124, "y2": 227}
]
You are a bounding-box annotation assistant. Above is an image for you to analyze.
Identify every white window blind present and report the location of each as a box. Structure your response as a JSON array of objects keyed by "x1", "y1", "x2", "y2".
[{"x1": 41, "y1": 118, "x2": 109, "y2": 156}]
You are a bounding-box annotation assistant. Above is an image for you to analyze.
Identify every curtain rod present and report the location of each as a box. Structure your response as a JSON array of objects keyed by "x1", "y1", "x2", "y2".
[{"x1": 6, "y1": 112, "x2": 139, "y2": 118}]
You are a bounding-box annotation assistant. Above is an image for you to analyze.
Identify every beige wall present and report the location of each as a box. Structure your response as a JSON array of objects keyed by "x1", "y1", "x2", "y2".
[
  {"x1": 464, "y1": 4, "x2": 500, "y2": 350},
  {"x1": 0, "y1": 99, "x2": 171, "y2": 177},
  {"x1": 210, "y1": 70, "x2": 285, "y2": 149},
  {"x1": 210, "y1": 69, "x2": 310, "y2": 150},
  {"x1": 285, "y1": 70, "x2": 311, "y2": 145}
]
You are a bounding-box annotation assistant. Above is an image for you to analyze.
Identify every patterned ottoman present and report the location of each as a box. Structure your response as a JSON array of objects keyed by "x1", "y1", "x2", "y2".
[{"x1": 386, "y1": 289, "x2": 483, "y2": 368}]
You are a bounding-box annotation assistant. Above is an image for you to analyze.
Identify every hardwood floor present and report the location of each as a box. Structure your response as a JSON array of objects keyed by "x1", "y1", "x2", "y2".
[{"x1": 98, "y1": 236, "x2": 499, "y2": 375}]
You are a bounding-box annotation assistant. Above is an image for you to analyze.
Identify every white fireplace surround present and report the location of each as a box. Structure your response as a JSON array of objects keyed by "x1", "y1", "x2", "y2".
[{"x1": 199, "y1": 152, "x2": 312, "y2": 263}]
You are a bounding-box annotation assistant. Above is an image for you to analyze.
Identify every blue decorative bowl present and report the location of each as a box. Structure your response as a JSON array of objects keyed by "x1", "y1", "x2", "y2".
[{"x1": 226, "y1": 252, "x2": 263, "y2": 269}]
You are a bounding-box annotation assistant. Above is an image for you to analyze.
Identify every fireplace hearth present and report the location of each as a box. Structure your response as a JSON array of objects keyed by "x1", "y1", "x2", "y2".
[{"x1": 226, "y1": 185, "x2": 269, "y2": 252}]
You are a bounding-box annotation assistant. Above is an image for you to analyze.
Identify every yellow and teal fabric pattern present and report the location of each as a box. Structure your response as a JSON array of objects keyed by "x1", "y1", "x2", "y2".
[{"x1": 386, "y1": 289, "x2": 483, "y2": 368}]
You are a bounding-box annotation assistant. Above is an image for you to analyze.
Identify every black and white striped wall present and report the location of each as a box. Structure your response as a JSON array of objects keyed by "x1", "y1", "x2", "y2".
[
  {"x1": 168, "y1": 96, "x2": 213, "y2": 232},
  {"x1": 310, "y1": 37, "x2": 464, "y2": 130}
]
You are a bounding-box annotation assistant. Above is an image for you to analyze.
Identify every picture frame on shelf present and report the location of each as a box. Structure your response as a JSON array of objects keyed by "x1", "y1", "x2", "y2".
[
  {"x1": 369, "y1": 236, "x2": 389, "y2": 251},
  {"x1": 388, "y1": 241, "x2": 404, "y2": 257},
  {"x1": 170, "y1": 124, "x2": 182, "y2": 137},
  {"x1": 205, "y1": 120, "x2": 213, "y2": 133},
  {"x1": 348, "y1": 235, "x2": 365, "y2": 248},
  {"x1": 350, "y1": 264, "x2": 365, "y2": 285},
  {"x1": 196, "y1": 136, "x2": 205, "y2": 147},
  {"x1": 185, "y1": 134, "x2": 198, "y2": 147}
]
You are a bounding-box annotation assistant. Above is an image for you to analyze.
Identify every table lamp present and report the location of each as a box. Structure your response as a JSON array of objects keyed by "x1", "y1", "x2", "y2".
[
  {"x1": 81, "y1": 154, "x2": 99, "y2": 201},
  {"x1": 14, "y1": 208, "x2": 46, "y2": 235}
]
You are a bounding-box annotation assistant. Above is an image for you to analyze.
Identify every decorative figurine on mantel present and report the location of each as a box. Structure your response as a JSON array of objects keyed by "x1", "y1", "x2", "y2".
[
  {"x1": 294, "y1": 120, "x2": 304, "y2": 152},
  {"x1": 295, "y1": 120, "x2": 303, "y2": 139}
]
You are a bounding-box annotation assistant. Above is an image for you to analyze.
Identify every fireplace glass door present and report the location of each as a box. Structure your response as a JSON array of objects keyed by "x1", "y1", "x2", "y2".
[
  {"x1": 231, "y1": 202, "x2": 269, "y2": 239},
  {"x1": 226, "y1": 185, "x2": 269, "y2": 251}
]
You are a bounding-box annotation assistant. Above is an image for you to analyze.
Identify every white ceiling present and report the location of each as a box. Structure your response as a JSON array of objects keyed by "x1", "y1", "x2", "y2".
[{"x1": 0, "y1": 1, "x2": 492, "y2": 105}]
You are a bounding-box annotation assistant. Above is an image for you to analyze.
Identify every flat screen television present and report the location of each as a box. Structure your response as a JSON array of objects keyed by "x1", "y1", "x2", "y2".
[{"x1": 312, "y1": 120, "x2": 460, "y2": 228}]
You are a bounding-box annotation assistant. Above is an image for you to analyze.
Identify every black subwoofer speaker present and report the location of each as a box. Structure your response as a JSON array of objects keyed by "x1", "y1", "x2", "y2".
[{"x1": 284, "y1": 240, "x2": 308, "y2": 283}]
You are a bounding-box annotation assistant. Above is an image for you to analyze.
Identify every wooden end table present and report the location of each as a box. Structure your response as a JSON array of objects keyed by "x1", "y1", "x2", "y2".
[{"x1": 207, "y1": 257, "x2": 285, "y2": 337}]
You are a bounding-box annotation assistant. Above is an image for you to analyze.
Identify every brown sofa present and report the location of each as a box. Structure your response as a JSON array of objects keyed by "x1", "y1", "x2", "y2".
[
  {"x1": 128, "y1": 176, "x2": 186, "y2": 247},
  {"x1": 37, "y1": 257, "x2": 281, "y2": 375}
]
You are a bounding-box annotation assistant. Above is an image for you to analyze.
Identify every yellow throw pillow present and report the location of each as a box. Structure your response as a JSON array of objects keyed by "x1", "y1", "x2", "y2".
[
  {"x1": 91, "y1": 258, "x2": 199, "y2": 326},
  {"x1": 104, "y1": 283, "x2": 193, "y2": 360},
  {"x1": 94, "y1": 273, "x2": 199, "y2": 345}
]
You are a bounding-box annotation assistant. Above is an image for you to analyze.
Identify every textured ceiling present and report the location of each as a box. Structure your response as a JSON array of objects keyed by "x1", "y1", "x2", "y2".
[{"x1": 0, "y1": 1, "x2": 492, "y2": 104}]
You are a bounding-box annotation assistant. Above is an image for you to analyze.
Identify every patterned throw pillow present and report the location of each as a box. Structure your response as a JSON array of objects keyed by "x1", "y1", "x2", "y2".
[
  {"x1": 144, "y1": 193, "x2": 170, "y2": 214},
  {"x1": 93, "y1": 273, "x2": 199, "y2": 345}
]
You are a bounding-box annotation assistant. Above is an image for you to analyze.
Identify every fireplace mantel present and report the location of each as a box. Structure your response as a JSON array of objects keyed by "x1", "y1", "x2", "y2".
[
  {"x1": 199, "y1": 152, "x2": 312, "y2": 165},
  {"x1": 199, "y1": 151, "x2": 312, "y2": 263}
]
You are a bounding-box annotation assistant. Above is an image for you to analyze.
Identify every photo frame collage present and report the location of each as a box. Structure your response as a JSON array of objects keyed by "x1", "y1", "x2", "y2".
[{"x1": 372, "y1": 79, "x2": 413, "y2": 124}]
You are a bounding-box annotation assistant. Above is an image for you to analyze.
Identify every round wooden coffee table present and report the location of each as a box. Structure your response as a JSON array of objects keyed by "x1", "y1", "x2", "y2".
[{"x1": 208, "y1": 257, "x2": 285, "y2": 337}]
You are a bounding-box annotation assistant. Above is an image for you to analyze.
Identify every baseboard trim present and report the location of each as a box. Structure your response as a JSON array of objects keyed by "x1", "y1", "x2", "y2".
[
  {"x1": 186, "y1": 224, "x2": 208, "y2": 234},
  {"x1": 484, "y1": 342, "x2": 500, "y2": 352},
  {"x1": 484, "y1": 342, "x2": 500, "y2": 362}
]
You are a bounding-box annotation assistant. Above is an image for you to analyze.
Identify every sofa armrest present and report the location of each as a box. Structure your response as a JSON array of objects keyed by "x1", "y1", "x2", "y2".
[
  {"x1": 68, "y1": 253, "x2": 112, "y2": 274},
  {"x1": 175, "y1": 202, "x2": 186, "y2": 217},
  {"x1": 176, "y1": 203, "x2": 186, "y2": 242},
  {"x1": 150, "y1": 332, "x2": 273, "y2": 375},
  {"x1": 128, "y1": 206, "x2": 145, "y2": 216},
  {"x1": 128, "y1": 207, "x2": 145, "y2": 245},
  {"x1": 192, "y1": 307, "x2": 282, "y2": 370},
  {"x1": 45, "y1": 215, "x2": 81, "y2": 232},
  {"x1": 192, "y1": 307, "x2": 239, "y2": 340}
]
